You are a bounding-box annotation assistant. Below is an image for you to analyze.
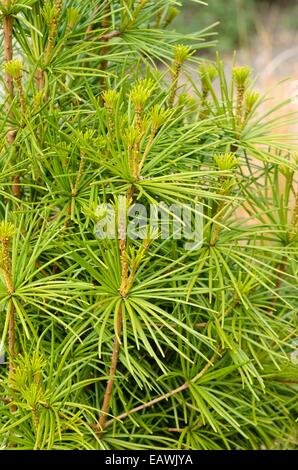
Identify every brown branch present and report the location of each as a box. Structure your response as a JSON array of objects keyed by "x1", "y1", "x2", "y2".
[
  {"x1": 95, "y1": 266, "x2": 239, "y2": 433},
  {"x1": 2, "y1": 10, "x2": 21, "y2": 199},
  {"x1": 96, "y1": 194, "x2": 135, "y2": 433},
  {"x1": 2, "y1": 239, "x2": 15, "y2": 379},
  {"x1": 35, "y1": 67, "x2": 45, "y2": 92},
  {"x1": 8, "y1": 301, "x2": 15, "y2": 379},
  {"x1": 100, "y1": 30, "x2": 121, "y2": 41},
  {"x1": 97, "y1": 304, "x2": 123, "y2": 433},
  {"x1": 0, "y1": 396, "x2": 12, "y2": 404},
  {"x1": 168, "y1": 62, "x2": 182, "y2": 108},
  {"x1": 3, "y1": 14, "x2": 14, "y2": 101},
  {"x1": 96, "y1": 211, "x2": 128, "y2": 433},
  {"x1": 194, "y1": 322, "x2": 208, "y2": 329},
  {"x1": 15, "y1": 77, "x2": 26, "y2": 115},
  {"x1": 273, "y1": 379, "x2": 298, "y2": 385},
  {"x1": 167, "y1": 427, "x2": 185, "y2": 433},
  {"x1": 104, "y1": 350, "x2": 220, "y2": 429},
  {"x1": 1, "y1": 236, "x2": 16, "y2": 412}
]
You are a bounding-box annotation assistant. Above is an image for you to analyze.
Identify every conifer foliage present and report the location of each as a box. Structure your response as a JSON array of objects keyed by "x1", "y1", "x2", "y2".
[{"x1": 0, "y1": 0, "x2": 297, "y2": 450}]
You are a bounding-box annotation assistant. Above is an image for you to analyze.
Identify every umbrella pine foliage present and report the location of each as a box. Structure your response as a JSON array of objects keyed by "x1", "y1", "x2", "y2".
[{"x1": 0, "y1": 0, "x2": 297, "y2": 450}]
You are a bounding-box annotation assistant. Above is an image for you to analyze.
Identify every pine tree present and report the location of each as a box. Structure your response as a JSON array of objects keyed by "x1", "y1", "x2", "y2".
[{"x1": 0, "y1": 0, "x2": 297, "y2": 450}]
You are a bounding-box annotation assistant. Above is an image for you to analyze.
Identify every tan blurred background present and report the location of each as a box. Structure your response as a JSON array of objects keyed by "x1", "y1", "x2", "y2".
[{"x1": 175, "y1": 0, "x2": 298, "y2": 134}]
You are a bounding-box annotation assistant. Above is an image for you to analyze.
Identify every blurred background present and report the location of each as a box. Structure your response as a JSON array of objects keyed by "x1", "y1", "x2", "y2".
[
  {"x1": 174, "y1": 0, "x2": 298, "y2": 134},
  {"x1": 175, "y1": 1, "x2": 298, "y2": 54}
]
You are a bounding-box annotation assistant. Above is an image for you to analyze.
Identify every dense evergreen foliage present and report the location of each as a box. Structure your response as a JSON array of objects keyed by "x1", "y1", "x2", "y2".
[{"x1": 0, "y1": 0, "x2": 297, "y2": 450}]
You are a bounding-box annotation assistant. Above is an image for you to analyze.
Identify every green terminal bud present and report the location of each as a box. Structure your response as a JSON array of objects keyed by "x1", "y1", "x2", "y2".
[
  {"x1": 232, "y1": 66, "x2": 251, "y2": 90},
  {"x1": 164, "y1": 7, "x2": 180, "y2": 27},
  {"x1": 130, "y1": 79, "x2": 155, "y2": 131},
  {"x1": 42, "y1": 1, "x2": 56, "y2": 25},
  {"x1": 214, "y1": 153, "x2": 238, "y2": 171},
  {"x1": 67, "y1": 7, "x2": 80, "y2": 31},
  {"x1": 0, "y1": 0, "x2": 17, "y2": 14},
  {"x1": 4, "y1": 59, "x2": 26, "y2": 113},
  {"x1": 198, "y1": 62, "x2": 217, "y2": 119},
  {"x1": 237, "y1": 272, "x2": 258, "y2": 294},
  {"x1": 245, "y1": 90, "x2": 260, "y2": 114},
  {"x1": 149, "y1": 105, "x2": 169, "y2": 132},
  {"x1": 3, "y1": 59, "x2": 23, "y2": 80},
  {"x1": 130, "y1": 78, "x2": 155, "y2": 111},
  {"x1": 0, "y1": 221, "x2": 15, "y2": 242},
  {"x1": 199, "y1": 62, "x2": 218, "y2": 94},
  {"x1": 173, "y1": 44, "x2": 192, "y2": 65},
  {"x1": 33, "y1": 91, "x2": 44, "y2": 109},
  {"x1": 78, "y1": 129, "x2": 95, "y2": 141},
  {"x1": 95, "y1": 136, "x2": 108, "y2": 153},
  {"x1": 168, "y1": 45, "x2": 192, "y2": 108},
  {"x1": 76, "y1": 130, "x2": 95, "y2": 150},
  {"x1": 54, "y1": 0, "x2": 63, "y2": 13},
  {"x1": 178, "y1": 93, "x2": 197, "y2": 115},
  {"x1": 102, "y1": 89, "x2": 120, "y2": 111},
  {"x1": 102, "y1": 89, "x2": 120, "y2": 132},
  {"x1": 233, "y1": 66, "x2": 251, "y2": 127}
]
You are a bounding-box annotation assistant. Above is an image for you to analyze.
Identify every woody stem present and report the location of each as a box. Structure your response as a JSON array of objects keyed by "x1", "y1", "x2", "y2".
[
  {"x1": 2, "y1": 11, "x2": 21, "y2": 199},
  {"x1": 97, "y1": 304, "x2": 123, "y2": 432}
]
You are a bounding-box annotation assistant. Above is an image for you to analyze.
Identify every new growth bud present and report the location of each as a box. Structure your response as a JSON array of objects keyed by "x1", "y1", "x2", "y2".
[
  {"x1": 0, "y1": 221, "x2": 15, "y2": 242},
  {"x1": 130, "y1": 79, "x2": 155, "y2": 111},
  {"x1": 214, "y1": 153, "x2": 238, "y2": 171},
  {"x1": 233, "y1": 66, "x2": 251, "y2": 128},
  {"x1": 199, "y1": 62, "x2": 218, "y2": 95},
  {"x1": 244, "y1": 90, "x2": 260, "y2": 115},
  {"x1": 130, "y1": 79, "x2": 155, "y2": 131},
  {"x1": 173, "y1": 44, "x2": 192, "y2": 65},
  {"x1": 3, "y1": 59, "x2": 23, "y2": 80},
  {"x1": 42, "y1": 1, "x2": 56, "y2": 25},
  {"x1": 102, "y1": 89, "x2": 120, "y2": 111},
  {"x1": 232, "y1": 66, "x2": 251, "y2": 90},
  {"x1": 3, "y1": 59, "x2": 26, "y2": 114},
  {"x1": 150, "y1": 105, "x2": 169, "y2": 133},
  {"x1": 102, "y1": 89, "x2": 120, "y2": 132}
]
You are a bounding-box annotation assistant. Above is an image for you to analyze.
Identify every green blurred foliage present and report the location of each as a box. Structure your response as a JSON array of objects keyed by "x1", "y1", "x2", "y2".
[{"x1": 174, "y1": 0, "x2": 298, "y2": 52}]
